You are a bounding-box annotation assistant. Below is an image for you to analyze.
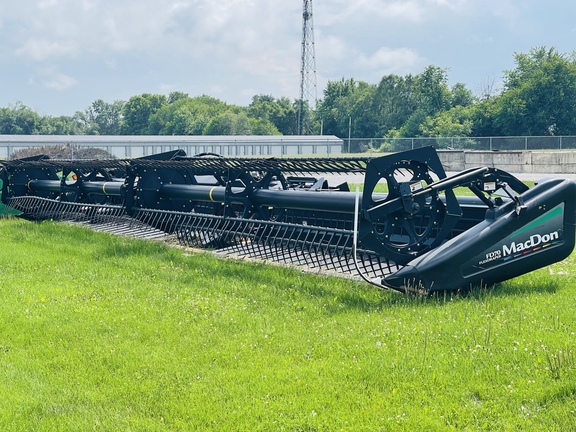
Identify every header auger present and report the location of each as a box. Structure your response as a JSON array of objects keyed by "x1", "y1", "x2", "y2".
[{"x1": 1, "y1": 147, "x2": 574, "y2": 294}]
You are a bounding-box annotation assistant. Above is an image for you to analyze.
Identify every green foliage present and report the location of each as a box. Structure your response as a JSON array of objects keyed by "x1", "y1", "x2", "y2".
[
  {"x1": 247, "y1": 116, "x2": 282, "y2": 135},
  {"x1": 386, "y1": 67, "x2": 475, "y2": 139},
  {"x1": 40, "y1": 115, "x2": 86, "y2": 135},
  {"x1": 371, "y1": 74, "x2": 417, "y2": 137},
  {"x1": 315, "y1": 78, "x2": 375, "y2": 140},
  {"x1": 148, "y1": 95, "x2": 229, "y2": 135},
  {"x1": 316, "y1": 66, "x2": 477, "y2": 146},
  {"x1": 167, "y1": 91, "x2": 189, "y2": 104},
  {"x1": 78, "y1": 99, "x2": 125, "y2": 135},
  {"x1": 203, "y1": 110, "x2": 252, "y2": 135},
  {"x1": 491, "y1": 47, "x2": 576, "y2": 136},
  {"x1": 146, "y1": 95, "x2": 280, "y2": 136},
  {"x1": 0, "y1": 103, "x2": 86, "y2": 135},
  {"x1": 1, "y1": 219, "x2": 576, "y2": 430},
  {"x1": 247, "y1": 95, "x2": 299, "y2": 135},
  {"x1": 0, "y1": 102, "x2": 45, "y2": 134},
  {"x1": 419, "y1": 105, "x2": 474, "y2": 141},
  {"x1": 2, "y1": 45, "x2": 576, "y2": 141},
  {"x1": 121, "y1": 93, "x2": 168, "y2": 135}
]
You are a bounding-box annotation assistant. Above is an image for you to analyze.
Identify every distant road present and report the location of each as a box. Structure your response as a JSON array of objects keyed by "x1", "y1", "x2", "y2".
[
  {"x1": 445, "y1": 171, "x2": 576, "y2": 182},
  {"x1": 318, "y1": 171, "x2": 576, "y2": 188}
]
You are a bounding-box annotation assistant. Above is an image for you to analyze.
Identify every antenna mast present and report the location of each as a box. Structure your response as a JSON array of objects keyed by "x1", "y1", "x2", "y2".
[{"x1": 298, "y1": 0, "x2": 317, "y2": 135}]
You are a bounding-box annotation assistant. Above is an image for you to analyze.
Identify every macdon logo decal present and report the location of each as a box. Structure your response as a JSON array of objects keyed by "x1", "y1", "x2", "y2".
[
  {"x1": 478, "y1": 230, "x2": 561, "y2": 265},
  {"x1": 503, "y1": 231, "x2": 560, "y2": 256}
]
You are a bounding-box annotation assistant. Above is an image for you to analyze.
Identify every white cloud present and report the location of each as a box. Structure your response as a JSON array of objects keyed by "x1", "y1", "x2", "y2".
[
  {"x1": 7, "y1": 0, "x2": 301, "y2": 67},
  {"x1": 159, "y1": 82, "x2": 178, "y2": 94},
  {"x1": 0, "y1": 0, "x2": 574, "y2": 115},
  {"x1": 37, "y1": 0, "x2": 59, "y2": 10},
  {"x1": 44, "y1": 73, "x2": 78, "y2": 91},
  {"x1": 101, "y1": 18, "x2": 134, "y2": 52},
  {"x1": 318, "y1": 35, "x2": 352, "y2": 63},
  {"x1": 317, "y1": 0, "x2": 440, "y2": 26},
  {"x1": 16, "y1": 39, "x2": 78, "y2": 61},
  {"x1": 357, "y1": 47, "x2": 424, "y2": 73},
  {"x1": 317, "y1": 0, "x2": 521, "y2": 27}
]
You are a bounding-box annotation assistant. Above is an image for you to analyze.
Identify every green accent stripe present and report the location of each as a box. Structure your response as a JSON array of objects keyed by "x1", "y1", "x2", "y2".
[{"x1": 512, "y1": 204, "x2": 563, "y2": 238}]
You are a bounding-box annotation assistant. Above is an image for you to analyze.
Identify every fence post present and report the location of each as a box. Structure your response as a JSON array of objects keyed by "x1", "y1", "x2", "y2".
[{"x1": 348, "y1": 116, "x2": 352, "y2": 153}]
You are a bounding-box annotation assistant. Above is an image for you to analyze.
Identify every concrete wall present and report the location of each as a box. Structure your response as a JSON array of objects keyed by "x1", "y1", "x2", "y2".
[{"x1": 437, "y1": 150, "x2": 576, "y2": 174}]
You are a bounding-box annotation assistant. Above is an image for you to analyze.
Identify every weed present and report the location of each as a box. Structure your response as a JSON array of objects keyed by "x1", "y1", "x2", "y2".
[{"x1": 546, "y1": 349, "x2": 576, "y2": 380}]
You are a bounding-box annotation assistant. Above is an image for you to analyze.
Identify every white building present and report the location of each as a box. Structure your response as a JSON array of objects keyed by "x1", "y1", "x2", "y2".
[{"x1": 0, "y1": 135, "x2": 343, "y2": 159}]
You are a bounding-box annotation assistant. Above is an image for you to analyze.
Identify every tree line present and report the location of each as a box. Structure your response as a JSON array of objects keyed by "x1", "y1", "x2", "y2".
[{"x1": 2, "y1": 46, "x2": 576, "y2": 152}]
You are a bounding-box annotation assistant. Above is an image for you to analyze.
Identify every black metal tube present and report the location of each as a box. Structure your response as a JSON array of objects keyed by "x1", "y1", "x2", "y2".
[
  {"x1": 28, "y1": 180, "x2": 61, "y2": 193},
  {"x1": 159, "y1": 183, "x2": 490, "y2": 218},
  {"x1": 28, "y1": 179, "x2": 124, "y2": 196},
  {"x1": 159, "y1": 184, "x2": 228, "y2": 202},
  {"x1": 252, "y1": 189, "x2": 359, "y2": 213},
  {"x1": 80, "y1": 181, "x2": 124, "y2": 196},
  {"x1": 160, "y1": 184, "x2": 361, "y2": 213}
]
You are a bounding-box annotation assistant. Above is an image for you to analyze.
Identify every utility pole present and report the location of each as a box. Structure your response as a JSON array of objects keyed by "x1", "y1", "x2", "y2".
[{"x1": 297, "y1": 0, "x2": 317, "y2": 135}]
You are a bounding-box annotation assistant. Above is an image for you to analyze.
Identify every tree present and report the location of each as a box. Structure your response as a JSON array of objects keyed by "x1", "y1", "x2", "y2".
[
  {"x1": 121, "y1": 94, "x2": 167, "y2": 135},
  {"x1": 369, "y1": 74, "x2": 417, "y2": 137},
  {"x1": 0, "y1": 102, "x2": 44, "y2": 134},
  {"x1": 247, "y1": 95, "x2": 298, "y2": 135},
  {"x1": 450, "y1": 82, "x2": 475, "y2": 108},
  {"x1": 468, "y1": 98, "x2": 500, "y2": 137},
  {"x1": 315, "y1": 78, "x2": 374, "y2": 139},
  {"x1": 39, "y1": 115, "x2": 86, "y2": 135},
  {"x1": 389, "y1": 66, "x2": 454, "y2": 137},
  {"x1": 492, "y1": 47, "x2": 576, "y2": 135},
  {"x1": 202, "y1": 110, "x2": 279, "y2": 135},
  {"x1": 148, "y1": 95, "x2": 230, "y2": 135},
  {"x1": 0, "y1": 102, "x2": 89, "y2": 135},
  {"x1": 419, "y1": 106, "x2": 474, "y2": 141},
  {"x1": 247, "y1": 117, "x2": 282, "y2": 135},
  {"x1": 167, "y1": 91, "x2": 189, "y2": 104},
  {"x1": 203, "y1": 111, "x2": 249, "y2": 135},
  {"x1": 79, "y1": 99, "x2": 124, "y2": 135},
  {"x1": 386, "y1": 67, "x2": 475, "y2": 138}
]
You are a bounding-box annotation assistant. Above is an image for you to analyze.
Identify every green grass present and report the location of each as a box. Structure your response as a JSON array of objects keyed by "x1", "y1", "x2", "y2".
[{"x1": 0, "y1": 218, "x2": 576, "y2": 430}]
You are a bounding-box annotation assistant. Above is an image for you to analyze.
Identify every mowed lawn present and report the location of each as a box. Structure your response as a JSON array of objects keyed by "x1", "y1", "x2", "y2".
[{"x1": 0, "y1": 218, "x2": 575, "y2": 431}]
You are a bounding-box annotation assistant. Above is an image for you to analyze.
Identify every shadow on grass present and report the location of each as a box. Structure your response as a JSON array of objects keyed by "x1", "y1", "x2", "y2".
[
  {"x1": 15, "y1": 219, "x2": 565, "y2": 314},
  {"x1": 179, "y1": 249, "x2": 567, "y2": 315},
  {"x1": 300, "y1": 271, "x2": 564, "y2": 314},
  {"x1": 472, "y1": 279, "x2": 560, "y2": 298},
  {"x1": 49, "y1": 217, "x2": 573, "y2": 315},
  {"x1": 541, "y1": 384, "x2": 576, "y2": 405}
]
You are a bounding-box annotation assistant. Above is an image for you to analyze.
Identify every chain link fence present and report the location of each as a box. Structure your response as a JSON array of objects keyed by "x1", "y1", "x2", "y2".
[{"x1": 346, "y1": 136, "x2": 576, "y2": 153}]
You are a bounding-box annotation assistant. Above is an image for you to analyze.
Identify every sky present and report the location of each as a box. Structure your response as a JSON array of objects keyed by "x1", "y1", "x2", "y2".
[{"x1": 1, "y1": 0, "x2": 575, "y2": 116}]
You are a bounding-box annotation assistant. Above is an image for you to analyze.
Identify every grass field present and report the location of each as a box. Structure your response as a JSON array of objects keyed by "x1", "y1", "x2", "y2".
[{"x1": 0, "y1": 218, "x2": 575, "y2": 431}]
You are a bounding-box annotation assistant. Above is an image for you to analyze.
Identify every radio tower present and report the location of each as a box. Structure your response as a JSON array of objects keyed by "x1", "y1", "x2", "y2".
[{"x1": 297, "y1": 0, "x2": 317, "y2": 135}]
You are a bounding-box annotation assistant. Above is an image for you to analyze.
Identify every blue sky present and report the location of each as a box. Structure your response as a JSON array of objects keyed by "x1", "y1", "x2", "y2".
[{"x1": 1, "y1": 0, "x2": 575, "y2": 116}]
